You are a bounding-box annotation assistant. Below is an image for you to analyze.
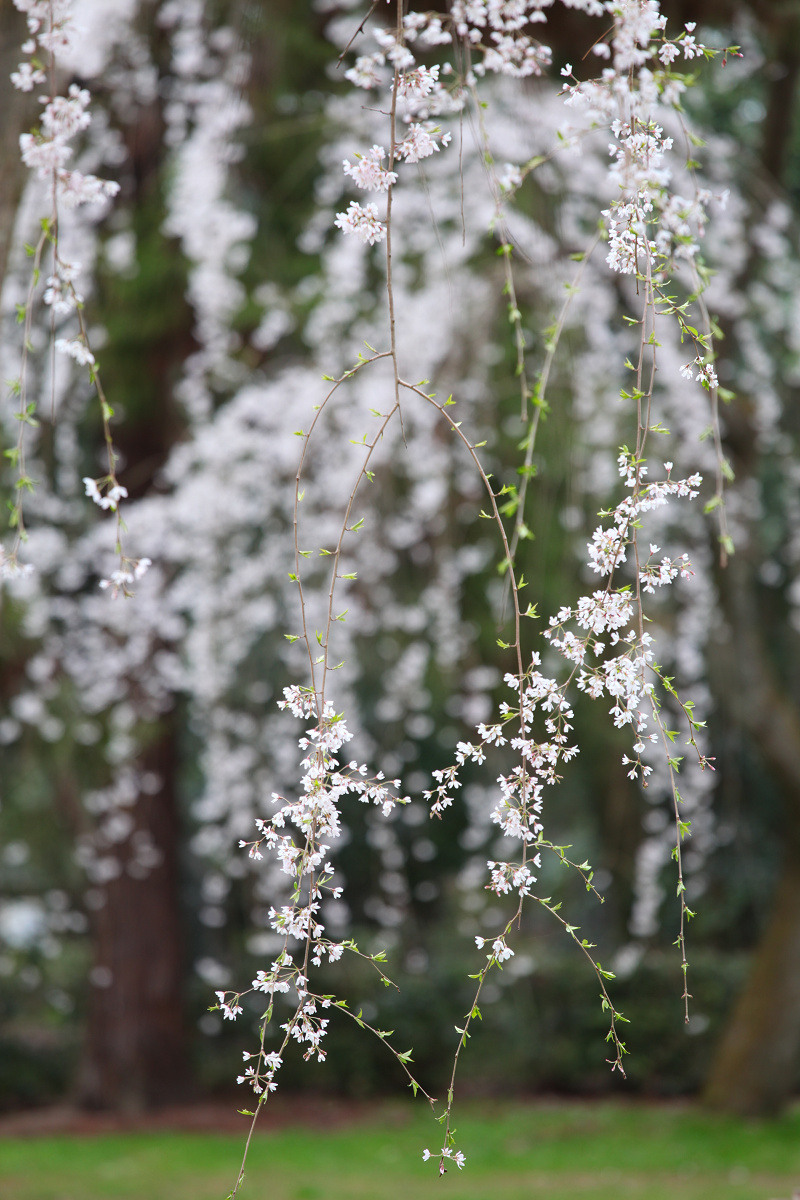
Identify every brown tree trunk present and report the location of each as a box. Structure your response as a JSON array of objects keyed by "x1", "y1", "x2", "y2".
[
  {"x1": 703, "y1": 551, "x2": 800, "y2": 1115},
  {"x1": 698, "y1": 0, "x2": 800, "y2": 1093},
  {"x1": 0, "y1": 4, "x2": 33, "y2": 290},
  {"x1": 69, "y1": 8, "x2": 194, "y2": 1109},
  {"x1": 76, "y1": 725, "x2": 190, "y2": 1111},
  {"x1": 704, "y1": 855, "x2": 800, "y2": 1116}
]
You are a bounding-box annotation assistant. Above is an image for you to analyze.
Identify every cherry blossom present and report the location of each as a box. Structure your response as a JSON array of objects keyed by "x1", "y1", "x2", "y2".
[
  {"x1": 334, "y1": 201, "x2": 387, "y2": 245},
  {"x1": 342, "y1": 145, "x2": 397, "y2": 193}
]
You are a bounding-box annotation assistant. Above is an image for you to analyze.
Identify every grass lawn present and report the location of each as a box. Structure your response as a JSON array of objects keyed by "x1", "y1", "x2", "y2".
[{"x1": 1, "y1": 1100, "x2": 799, "y2": 1200}]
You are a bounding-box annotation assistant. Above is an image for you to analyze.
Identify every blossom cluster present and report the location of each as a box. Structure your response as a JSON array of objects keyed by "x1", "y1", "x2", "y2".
[
  {"x1": 424, "y1": 454, "x2": 701, "y2": 916},
  {"x1": 422, "y1": 1145, "x2": 466, "y2": 1173},
  {"x1": 474, "y1": 932, "x2": 516, "y2": 961},
  {"x1": 42, "y1": 259, "x2": 83, "y2": 316},
  {"x1": 0, "y1": 546, "x2": 34, "y2": 581},
  {"x1": 426, "y1": 653, "x2": 566, "y2": 902},
  {"x1": 557, "y1": 5, "x2": 728, "y2": 387},
  {"x1": 333, "y1": 201, "x2": 387, "y2": 246},
  {"x1": 56, "y1": 336, "x2": 95, "y2": 366},
  {"x1": 339, "y1": 1, "x2": 603, "y2": 245},
  {"x1": 13, "y1": 5, "x2": 120, "y2": 212},
  {"x1": 236, "y1": 1050, "x2": 283, "y2": 1096},
  {"x1": 680, "y1": 358, "x2": 719, "y2": 390},
  {"x1": 335, "y1": 0, "x2": 727, "y2": 415},
  {"x1": 545, "y1": 453, "x2": 701, "y2": 776},
  {"x1": 221, "y1": 686, "x2": 408, "y2": 1090},
  {"x1": 98, "y1": 557, "x2": 153, "y2": 599},
  {"x1": 3, "y1": 0, "x2": 133, "y2": 591},
  {"x1": 342, "y1": 145, "x2": 397, "y2": 193},
  {"x1": 83, "y1": 477, "x2": 127, "y2": 512}
]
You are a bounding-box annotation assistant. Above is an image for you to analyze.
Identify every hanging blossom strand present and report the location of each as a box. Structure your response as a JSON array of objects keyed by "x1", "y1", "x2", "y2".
[
  {"x1": 4, "y1": 0, "x2": 150, "y2": 594},
  {"x1": 222, "y1": 685, "x2": 435, "y2": 1200}
]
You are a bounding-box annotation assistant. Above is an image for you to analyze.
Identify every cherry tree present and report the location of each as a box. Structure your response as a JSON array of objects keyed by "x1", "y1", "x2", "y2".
[{"x1": 2, "y1": 0, "x2": 800, "y2": 1148}]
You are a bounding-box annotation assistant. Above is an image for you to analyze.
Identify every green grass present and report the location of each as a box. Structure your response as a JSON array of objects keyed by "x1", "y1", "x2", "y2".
[{"x1": 1, "y1": 1100, "x2": 799, "y2": 1200}]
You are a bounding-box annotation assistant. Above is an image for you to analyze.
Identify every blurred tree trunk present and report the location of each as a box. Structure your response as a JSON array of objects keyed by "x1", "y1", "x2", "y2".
[
  {"x1": 0, "y1": 4, "x2": 32, "y2": 290},
  {"x1": 76, "y1": 722, "x2": 190, "y2": 1110},
  {"x1": 71, "y1": 15, "x2": 193, "y2": 1109},
  {"x1": 704, "y1": 862, "x2": 800, "y2": 1115},
  {"x1": 703, "y1": 551, "x2": 800, "y2": 1114},
  {"x1": 703, "y1": 1, "x2": 800, "y2": 1118}
]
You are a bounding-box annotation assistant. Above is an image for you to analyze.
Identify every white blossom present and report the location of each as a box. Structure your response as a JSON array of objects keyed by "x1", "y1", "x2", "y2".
[
  {"x1": 56, "y1": 338, "x2": 95, "y2": 367},
  {"x1": 342, "y1": 146, "x2": 397, "y2": 193},
  {"x1": 334, "y1": 201, "x2": 387, "y2": 246}
]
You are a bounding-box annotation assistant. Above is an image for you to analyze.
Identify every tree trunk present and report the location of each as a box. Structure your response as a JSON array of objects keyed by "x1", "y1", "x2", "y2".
[
  {"x1": 0, "y1": 4, "x2": 33, "y2": 290},
  {"x1": 69, "y1": 14, "x2": 194, "y2": 1109},
  {"x1": 704, "y1": 854, "x2": 800, "y2": 1116},
  {"x1": 703, "y1": 552, "x2": 800, "y2": 1114},
  {"x1": 76, "y1": 725, "x2": 190, "y2": 1111},
  {"x1": 700, "y1": 0, "x2": 800, "y2": 1118}
]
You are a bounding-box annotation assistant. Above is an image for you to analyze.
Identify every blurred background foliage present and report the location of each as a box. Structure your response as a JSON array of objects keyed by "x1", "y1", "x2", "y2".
[{"x1": 1, "y1": 0, "x2": 800, "y2": 1120}]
